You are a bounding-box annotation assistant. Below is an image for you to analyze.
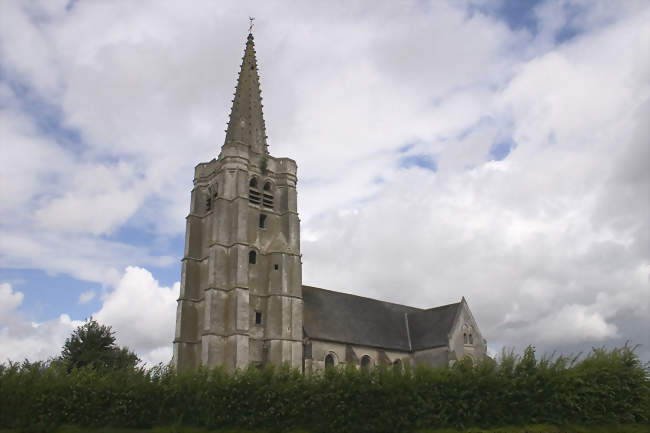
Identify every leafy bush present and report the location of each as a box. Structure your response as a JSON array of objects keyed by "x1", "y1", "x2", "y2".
[{"x1": 0, "y1": 346, "x2": 647, "y2": 433}]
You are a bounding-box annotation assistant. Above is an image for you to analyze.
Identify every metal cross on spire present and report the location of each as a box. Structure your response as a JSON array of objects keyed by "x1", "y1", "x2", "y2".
[{"x1": 248, "y1": 16, "x2": 255, "y2": 33}]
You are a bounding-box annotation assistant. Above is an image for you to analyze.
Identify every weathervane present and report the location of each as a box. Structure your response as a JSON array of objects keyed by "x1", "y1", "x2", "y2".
[{"x1": 248, "y1": 16, "x2": 255, "y2": 33}]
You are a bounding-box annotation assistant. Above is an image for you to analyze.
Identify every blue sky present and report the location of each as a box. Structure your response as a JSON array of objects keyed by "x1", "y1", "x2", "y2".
[{"x1": 1, "y1": 0, "x2": 648, "y2": 364}]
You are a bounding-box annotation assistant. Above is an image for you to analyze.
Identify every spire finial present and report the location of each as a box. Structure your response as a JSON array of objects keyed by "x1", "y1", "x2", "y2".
[{"x1": 248, "y1": 16, "x2": 255, "y2": 34}]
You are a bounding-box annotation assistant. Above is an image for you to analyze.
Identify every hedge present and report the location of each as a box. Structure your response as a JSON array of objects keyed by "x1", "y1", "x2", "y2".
[{"x1": 0, "y1": 346, "x2": 648, "y2": 433}]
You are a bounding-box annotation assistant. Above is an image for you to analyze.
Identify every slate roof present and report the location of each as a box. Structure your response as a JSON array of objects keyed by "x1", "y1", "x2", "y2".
[
  {"x1": 302, "y1": 285, "x2": 461, "y2": 352},
  {"x1": 407, "y1": 303, "x2": 461, "y2": 350}
]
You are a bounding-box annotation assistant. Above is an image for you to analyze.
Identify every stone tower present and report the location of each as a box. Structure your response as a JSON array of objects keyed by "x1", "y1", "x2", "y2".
[{"x1": 173, "y1": 33, "x2": 303, "y2": 372}]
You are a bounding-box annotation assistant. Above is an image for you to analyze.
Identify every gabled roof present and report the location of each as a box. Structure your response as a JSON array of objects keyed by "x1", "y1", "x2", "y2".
[
  {"x1": 302, "y1": 285, "x2": 461, "y2": 352},
  {"x1": 407, "y1": 303, "x2": 461, "y2": 350}
]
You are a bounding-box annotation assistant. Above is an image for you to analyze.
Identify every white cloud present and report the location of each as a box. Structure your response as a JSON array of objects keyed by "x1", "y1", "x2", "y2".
[
  {"x1": 0, "y1": 282, "x2": 82, "y2": 362},
  {"x1": 0, "y1": 102, "x2": 74, "y2": 216},
  {"x1": 0, "y1": 229, "x2": 175, "y2": 286},
  {"x1": 0, "y1": 282, "x2": 24, "y2": 325},
  {"x1": 0, "y1": 268, "x2": 177, "y2": 366},
  {"x1": 0, "y1": 314, "x2": 83, "y2": 363},
  {"x1": 34, "y1": 163, "x2": 144, "y2": 236},
  {"x1": 78, "y1": 290, "x2": 95, "y2": 304},
  {"x1": 0, "y1": 81, "x2": 174, "y2": 286},
  {"x1": 535, "y1": 304, "x2": 619, "y2": 343},
  {"x1": 94, "y1": 266, "x2": 178, "y2": 365}
]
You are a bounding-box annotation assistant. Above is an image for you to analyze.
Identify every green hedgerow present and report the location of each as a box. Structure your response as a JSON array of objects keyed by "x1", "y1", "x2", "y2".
[{"x1": 0, "y1": 345, "x2": 648, "y2": 433}]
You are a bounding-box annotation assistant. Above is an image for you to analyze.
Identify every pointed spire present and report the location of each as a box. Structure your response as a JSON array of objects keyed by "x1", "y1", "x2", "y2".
[{"x1": 224, "y1": 32, "x2": 268, "y2": 154}]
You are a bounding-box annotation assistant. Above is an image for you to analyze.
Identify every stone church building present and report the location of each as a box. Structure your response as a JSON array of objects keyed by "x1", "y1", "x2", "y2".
[{"x1": 172, "y1": 33, "x2": 487, "y2": 373}]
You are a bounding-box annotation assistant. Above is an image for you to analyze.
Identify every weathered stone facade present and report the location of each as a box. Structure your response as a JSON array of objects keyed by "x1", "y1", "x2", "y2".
[
  {"x1": 173, "y1": 34, "x2": 302, "y2": 372},
  {"x1": 173, "y1": 33, "x2": 487, "y2": 373}
]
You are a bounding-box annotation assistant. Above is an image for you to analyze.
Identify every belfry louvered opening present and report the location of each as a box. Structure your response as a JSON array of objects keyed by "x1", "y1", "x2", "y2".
[
  {"x1": 249, "y1": 177, "x2": 261, "y2": 205},
  {"x1": 262, "y1": 181, "x2": 273, "y2": 209},
  {"x1": 249, "y1": 177, "x2": 273, "y2": 208}
]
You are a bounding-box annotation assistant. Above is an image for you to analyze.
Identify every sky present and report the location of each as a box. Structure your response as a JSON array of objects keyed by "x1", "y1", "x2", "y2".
[{"x1": 0, "y1": 0, "x2": 648, "y2": 366}]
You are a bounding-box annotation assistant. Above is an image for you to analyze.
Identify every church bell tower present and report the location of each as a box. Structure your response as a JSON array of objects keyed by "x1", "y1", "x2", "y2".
[{"x1": 173, "y1": 32, "x2": 303, "y2": 372}]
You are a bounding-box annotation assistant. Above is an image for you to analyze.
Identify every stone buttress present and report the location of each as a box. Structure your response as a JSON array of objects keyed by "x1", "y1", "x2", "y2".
[{"x1": 173, "y1": 33, "x2": 303, "y2": 372}]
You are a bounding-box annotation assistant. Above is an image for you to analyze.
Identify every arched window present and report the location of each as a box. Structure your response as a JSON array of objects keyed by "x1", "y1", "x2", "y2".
[
  {"x1": 393, "y1": 359, "x2": 402, "y2": 373},
  {"x1": 249, "y1": 250, "x2": 256, "y2": 264},
  {"x1": 469, "y1": 333, "x2": 473, "y2": 345},
  {"x1": 325, "y1": 354, "x2": 335, "y2": 369},
  {"x1": 360, "y1": 355, "x2": 372, "y2": 370},
  {"x1": 249, "y1": 177, "x2": 261, "y2": 205},
  {"x1": 259, "y1": 213, "x2": 267, "y2": 228},
  {"x1": 464, "y1": 333, "x2": 468, "y2": 344},
  {"x1": 262, "y1": 181, "x2": 273, "y2": 209}
]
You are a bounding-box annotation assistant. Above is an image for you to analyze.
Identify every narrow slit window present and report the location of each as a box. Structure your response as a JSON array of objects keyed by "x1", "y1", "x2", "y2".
[
  {"x1": 469, "y1": 334, "x2": 473, "y2": 345},
  {"x1": 255, "y1": 311, "x2": 262, "y2": 325},
  {"x1": 259, "y1": 214, "x2": 267, "y2": 228},
  {"x1": 464, "y1": 333, "x2": 468, "y2": 344},
  {"x1": 249, "y1": 250, "x2": 256, "y2": 264},
  {"x1": 205, "y1": 197, "x2": 212, "y2": 211}
]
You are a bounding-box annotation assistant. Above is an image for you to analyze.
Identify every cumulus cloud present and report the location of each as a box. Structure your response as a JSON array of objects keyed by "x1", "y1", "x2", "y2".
[
  {"x1": 0, "y1": 282, "x2": 82, "y2": 362},
  {"x1": 0, "y1": 268, "x2": 177, "y2": 366},
  {"x1": 0, "y1": 313, "x2": 83, "y2": 363},
  {"x1": 0, "y1": 283, "x2": 24, "y2": 325},
  {"x1": 94, "y1": 266, "x2": 178, "y2": 365}
]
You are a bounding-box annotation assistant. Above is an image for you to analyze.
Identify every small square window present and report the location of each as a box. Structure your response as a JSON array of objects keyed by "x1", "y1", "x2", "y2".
[
  {"x1": 255, "y1": 311, "x2": 262, "y2": 325},
  {"x1": 274, "y1": 264, "x2": 279, "y2": 270}
]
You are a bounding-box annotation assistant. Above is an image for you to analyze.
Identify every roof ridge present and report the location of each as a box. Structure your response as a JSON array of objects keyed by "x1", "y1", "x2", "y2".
[
  {"x1": 415, "y1": 301, "x2": 462, "y2": 313},
  {"x1": 302, "y1": 285, "x2": 423, "y2": 311},
  {"x1": 303, "y1": 285, "x2": 462, "y2": 312}
]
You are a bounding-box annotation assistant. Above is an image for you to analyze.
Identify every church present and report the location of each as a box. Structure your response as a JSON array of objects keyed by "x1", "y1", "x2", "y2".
[{"x1": 172, "y1": 32, "x2": 487, "y2": 373}]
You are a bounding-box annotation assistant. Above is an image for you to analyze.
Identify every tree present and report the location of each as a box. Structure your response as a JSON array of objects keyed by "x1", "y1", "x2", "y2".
[{"x1": 60, "y1": 318, "x2": 140, "y2": 371}]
